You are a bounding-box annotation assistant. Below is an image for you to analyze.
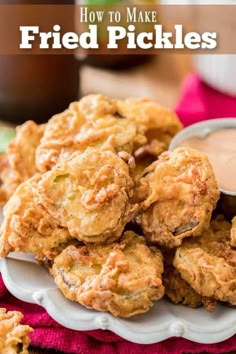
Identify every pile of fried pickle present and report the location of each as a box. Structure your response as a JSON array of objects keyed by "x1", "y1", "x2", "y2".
[
  {"x1": 0, "y1": 95, "x2": 235, "y2": 318},
  {"x1": 0, "y1": 308, "x2": 32, "y2": 353}
]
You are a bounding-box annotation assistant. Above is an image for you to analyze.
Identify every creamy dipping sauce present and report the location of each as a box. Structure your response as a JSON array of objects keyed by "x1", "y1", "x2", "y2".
[{"x1": 182, "y1": 128, "x2": 236, "y2": 192}]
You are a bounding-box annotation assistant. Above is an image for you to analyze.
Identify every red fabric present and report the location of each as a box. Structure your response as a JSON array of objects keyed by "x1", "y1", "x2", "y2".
[
  {"x1": 175, "y1": 74, "x2": 236, "y2": 127},
  {"x1": 1, "y1": 273, "x2": 236, "y2": 353},
  {"x1": 1, "y1": 75, "x2": 236, "y2": 353}
]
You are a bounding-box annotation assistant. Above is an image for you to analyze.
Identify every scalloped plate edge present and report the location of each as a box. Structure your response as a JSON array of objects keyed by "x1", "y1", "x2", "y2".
[{"x1": 1, "y1": 257, "x2": 236, "y2": 344}]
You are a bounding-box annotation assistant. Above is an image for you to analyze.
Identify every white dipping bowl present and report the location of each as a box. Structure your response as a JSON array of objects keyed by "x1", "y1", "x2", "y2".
[{"x1": 169, "y1": 118, "x2": 236, "y2": 151}]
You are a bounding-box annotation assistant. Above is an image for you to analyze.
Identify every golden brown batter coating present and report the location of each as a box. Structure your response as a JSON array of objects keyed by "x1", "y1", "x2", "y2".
[
  {"x1": 0, "y1": 175, "x2": 73, "y2": 261},
  {"x1": 0, "y1": 308, "x2": 32, "y2": 354},
  {"x1": 117, "y1": 97, "x2": 182, "y2": 147},
  {"x1": 133, "y1": 140, "x2": 167, "y2": 181},
  {"x1": 118, "y1": 97, "x2": 182, "y2": 177},
  {"x1": 164, "y1": 266, "x2": 203, "y2": 308},
  {"x1": 38, "y1": 149, "x2": 138, "y2": 243},
  {"x1": 35, "y1": 95, "x2": 146, "y2": 172},
  {"x1": 163, "y1": 251, "x2": 203, "y2": 308},
  {"x1": 1, "y1": 95, "x2": 230, "y2": 318},
  {"x1": 163, "y1": 250, "x2": 216, "y2": 311},
  {"x1": 136, "y1": 147, "x2": 220, "y2": 248},
  {"x1": 35, "y1": 95, "x2": 182, "y2": 173},
  {"x1": 231, "y1": 216, "x2": 236, "y2": 247},
  {"x1": 174, "y1": 216, "x2": 236, "y2": 306},
  {"x1": 51, "y1": 231, "x2": 164, "y2": 318},
  {"x1": 0, "y1": 121, "x2": 44, "y2": 204},
  {"x1": 0, "y1": 154, "x2": 11, "y2": 205}
]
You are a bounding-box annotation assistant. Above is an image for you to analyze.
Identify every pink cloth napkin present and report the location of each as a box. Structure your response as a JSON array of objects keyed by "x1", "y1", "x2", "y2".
[
  {"x1": 175, "y1": 74, "x2": 236, "y2": 126},
  {"x1": 1, "y1": 74, "x2": 236, "y2": 353}
]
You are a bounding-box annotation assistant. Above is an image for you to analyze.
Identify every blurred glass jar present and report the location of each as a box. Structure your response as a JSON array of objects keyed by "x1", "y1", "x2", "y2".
[
  {"x1": 79, "y1": 0, "x2": 156, "y2": 70},
  {"x1": 0, "y1": 0, "x2": 79, "y2": 124}
]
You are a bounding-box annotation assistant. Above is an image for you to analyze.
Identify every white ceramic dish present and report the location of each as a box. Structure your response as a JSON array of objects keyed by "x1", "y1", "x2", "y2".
[{"x1": 0, "y1": 255, "x2": 236, "y2": 344}]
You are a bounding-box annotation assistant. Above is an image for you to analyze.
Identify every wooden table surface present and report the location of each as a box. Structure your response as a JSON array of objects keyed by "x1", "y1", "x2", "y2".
[
  {"x1": 81, "y1": 53, "x2": 193, "y2": 107},
  {"x1": 1, "y1": 53, "x2": 193, "y2": 354}
]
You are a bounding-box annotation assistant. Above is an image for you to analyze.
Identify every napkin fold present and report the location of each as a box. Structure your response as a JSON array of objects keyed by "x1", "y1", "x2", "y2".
[{"x1": 1, "y1": 74, "x2": 236, "y2": 353}]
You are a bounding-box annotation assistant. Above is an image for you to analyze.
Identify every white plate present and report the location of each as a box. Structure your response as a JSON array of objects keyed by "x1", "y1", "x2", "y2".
[{"x1": 0, "y1": 256, "x2": 236, "y2": 344}]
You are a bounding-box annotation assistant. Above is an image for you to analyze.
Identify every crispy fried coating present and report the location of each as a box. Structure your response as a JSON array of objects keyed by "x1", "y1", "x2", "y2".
[
  {"x1": 51, "y1": 231, "x2": 164, "y2": 318},
  {"x1": 133, "y1": 140, "x2": 167, "y2": 181},
  {"x1": 0, "y1": 154, "x2": 11, "y2": 205},
  {"x1": 0, "y1": 121, "x2": 44, "y2": 204},
  {"x1": 7, "y1": 121, "x2": 44, "y2": 179},
  {"x1": 164, "y1": 266, "x2": 203, "y2": 308},
  {"x1": 0, "y1": 175, "x2": 73, "y2": 261},
  {"x1": 118, "y1": 97, "x2": 182, "y2": 176},
  {"x1": 134, "y1": 140, "x2": 166, "y2": 161},
  {"x1": 231, "y1": 216, "x2": 236, "y2": 247},
  {"x1": 35, "y1": 95, "x2": 146, "y2": 172},
  {"x1": 201, "y1": 297, "x2": 217, "y2": 312},
  {"x1": 35, "y1": 95, "x2": 182, "y2": 173},
  {"x1": 163, "y1": 251, "x2": 216, "y2": 311},
  {"x1": 117, "y1": 97, "x2": 182, "y2": 148},
  {"x1": 163, "y1": 250, "x2": 203, "y2": 308},
  {"x1": 0, "y1": 308, "x2": 32, "y2": 354},
  {"x1": 38, "y1": 149, "x2": 138, "y2": 243},
  {"x1": 136, "y1": 147, "x2": 220, "y2": 248},
  {"x1": 174, "y1": 216, "x2": 236, "y2": 306}
]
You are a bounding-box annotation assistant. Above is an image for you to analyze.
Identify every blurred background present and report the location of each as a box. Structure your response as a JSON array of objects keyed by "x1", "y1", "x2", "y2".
[
  {"x1": 81, "y1": 53, "x2": 192, "y2": 107},
  {"x1": 0, "y1": 0, "x2": 235, "y2": 126}
]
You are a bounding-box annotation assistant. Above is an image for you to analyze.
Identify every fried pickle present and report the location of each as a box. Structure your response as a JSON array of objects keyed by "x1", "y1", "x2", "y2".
[
  {"x1": 136, "y1": 147, "x2": 220, "y2": 248},
  {"x1": 51, "y1": 231, "x2": 164, "y2": 318},
  {"x1": 164, "y1": 266, "x2": 203, "y2": 308},
  {"x1": 35, "y1": 95, "x2": 182, "y2": 173},
  {"x1": 163, "y1": 250, "x2": 217, "y2": 311},
  {"x1": 117, "y1": 97, "x2": 182, "y2": 148},
  {"x1": 0, "y1": 121, "x2": 44, "y2": 204},
  {"x1": 0, "y1": 308, "x2": 32, "y2": 354},
  {"x1": 38, "y1": 149, "x2": 138, "y2": 243},
  {"x1": 118, "y1": 97, "x2": 183, "y2": 175},
  {"x1": 0, "y1": 175, "x2": 74, "y2": 261},
  {"x1": 35, "y1": 95, "x2": 146, "y2": 172},
  {"x1": 174, "y1": 216, "x2": 236, "y2": 306},
  {"x1": 163, "y1": 250, "x2": 203, "y2": 308},
  {"x1": 0, "y1": 154, "x2": 11, "y2": 205},
  {"x1": 231, "y1": 216, "x2": 236, "y2": 247}
]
